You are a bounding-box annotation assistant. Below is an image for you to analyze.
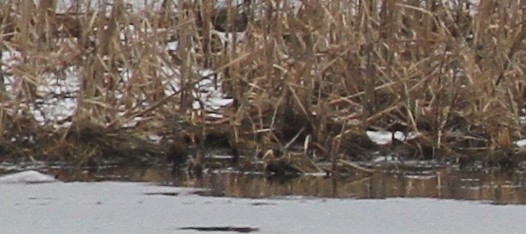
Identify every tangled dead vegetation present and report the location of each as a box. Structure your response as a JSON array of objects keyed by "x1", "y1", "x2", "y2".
[{"x1": 1, "y1": 0, "x2": 526, "y2": 174}]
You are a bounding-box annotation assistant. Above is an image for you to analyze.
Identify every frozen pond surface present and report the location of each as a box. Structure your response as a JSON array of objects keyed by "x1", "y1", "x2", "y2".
[{"x1": 1, "y1": 171, "x2": 526, "y2": 234}]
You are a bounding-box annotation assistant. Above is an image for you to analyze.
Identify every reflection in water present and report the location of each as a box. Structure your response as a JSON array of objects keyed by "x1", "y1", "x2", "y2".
[{"x1": 41, "y1": 165, "x2": 526, "y2": 204}]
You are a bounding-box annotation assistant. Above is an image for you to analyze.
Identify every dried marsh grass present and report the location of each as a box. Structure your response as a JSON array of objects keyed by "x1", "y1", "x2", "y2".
[{"x1": 1, "y1": 0, "x2": 526, "y2": 171}]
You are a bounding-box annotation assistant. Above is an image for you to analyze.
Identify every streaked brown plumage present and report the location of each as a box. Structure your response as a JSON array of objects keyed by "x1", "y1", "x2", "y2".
[{"x1": 262, "y1": 149, "x2": 303, "y2": 176}]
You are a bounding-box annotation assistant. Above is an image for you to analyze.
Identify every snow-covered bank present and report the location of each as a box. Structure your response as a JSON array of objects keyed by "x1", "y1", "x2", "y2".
[
  {"x1": 1, "y1": 178, "x2": 525, "y2": 234},
  {"x1": 0, "y1": 170, "x2": 58, "y2": 184}
]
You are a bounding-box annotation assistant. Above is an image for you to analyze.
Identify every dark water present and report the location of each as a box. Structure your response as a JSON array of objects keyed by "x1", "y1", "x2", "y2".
[{"x1": 24, "y1": 163, "x2": 525, "y2": 205}]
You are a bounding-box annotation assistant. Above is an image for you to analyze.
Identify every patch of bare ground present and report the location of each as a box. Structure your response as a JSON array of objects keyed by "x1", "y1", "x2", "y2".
[{"x1": 1, "y1": 1, "x2": 526, "y2": 175}]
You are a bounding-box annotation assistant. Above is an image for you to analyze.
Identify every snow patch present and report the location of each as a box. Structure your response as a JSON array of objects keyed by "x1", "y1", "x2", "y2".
[
  {"x1": 0, "y1": 170, "x2": 59, "y2": 184},
  {"x1": 373, "y1": 155, "x2": 402, "y2": 163},
  {"x1": 366, "y1": 130, "x2": 420, "y2": 145},
  {"x1": 515, "y1": 139, "x2": 526, "y2": 148}
]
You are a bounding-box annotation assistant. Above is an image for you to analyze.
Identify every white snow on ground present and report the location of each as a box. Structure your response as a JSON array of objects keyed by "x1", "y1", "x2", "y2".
[
  {"x1": 0, "y1": 177, "x2": 525, "y2": 234},
  {"x1": 192, "y1": 70, "x2": 233, "y2": 112},
  {"x1": 366, "y1": 130, "x2": 420, "y2": 145},
  {"x1": 0, "y1": 170, "x2": 58, "y2": 184},
  {"x1": 1, "y1": 1, "x2": 240, "y2": 128},
  {"x1": 1, "y1": 40, "x2": 232, "y2": 128},
  {"x1": 373, "y1": 155, "x2": 402, "y2": 163},
  {"x1": 515, "y1": 139, "x2": 526, "y2": 148},
  {"x1": 366, "y1": 130, "x2": 526, "y2": 149}
]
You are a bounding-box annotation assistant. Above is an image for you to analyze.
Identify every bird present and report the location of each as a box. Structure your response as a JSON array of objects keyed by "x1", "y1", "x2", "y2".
[
  {"x1": 261, "y1": 149, "x2": 304, "y2": 176},
  {"x1": 193, "y1": 1, "x2": 251, "y2": 33},
  {"x1": 213, "y1": 0, "x2": 251, "y2": 32}
]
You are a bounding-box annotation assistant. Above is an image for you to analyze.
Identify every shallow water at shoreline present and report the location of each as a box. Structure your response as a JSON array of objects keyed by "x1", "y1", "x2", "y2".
[{"x1": 2, "y1": 162, "x2": 525, "y2": 205}]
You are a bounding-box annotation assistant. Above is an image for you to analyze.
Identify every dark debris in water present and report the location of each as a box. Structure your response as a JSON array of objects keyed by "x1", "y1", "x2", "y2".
[
  {"x1": 251, "y1": 202, "x2": 277, "y2": 206},
  {"x1": 143, "y1": 192, "x2": 180, "y2": 197},
  {"x1": 179, "y1": 226, "x2": 259, "y2": 233}
]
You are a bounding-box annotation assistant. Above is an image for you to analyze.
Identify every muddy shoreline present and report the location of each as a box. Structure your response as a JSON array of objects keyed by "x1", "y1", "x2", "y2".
[{"x1": 2, "y1": 118, "x2": 526, "y2": 176}]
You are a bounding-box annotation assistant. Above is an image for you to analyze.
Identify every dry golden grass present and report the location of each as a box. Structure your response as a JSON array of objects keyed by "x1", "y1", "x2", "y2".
[{"x1": 1, "y1": 0, "x2": 526, "y2": 171}]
